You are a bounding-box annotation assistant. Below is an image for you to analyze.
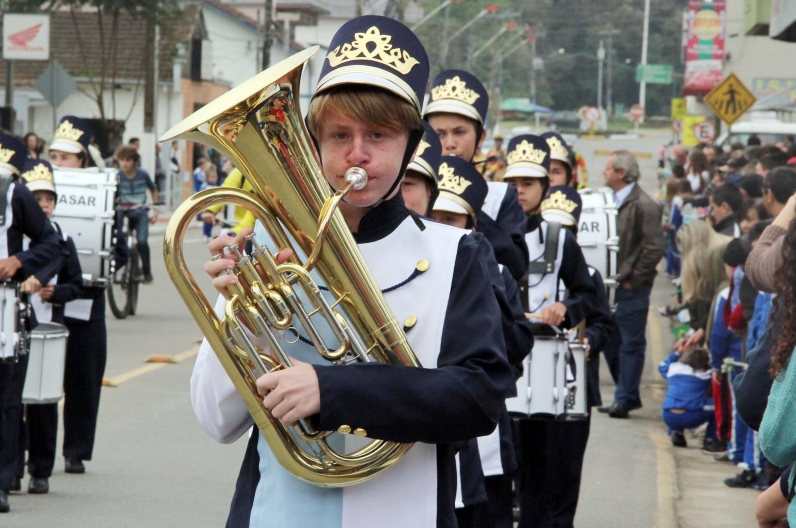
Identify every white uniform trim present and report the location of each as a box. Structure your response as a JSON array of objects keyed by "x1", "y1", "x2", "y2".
[
  {"x1": 0, "y1": 182, "x2": 14, "y2": 260},
  {"x1": 482, "y1": 181, "x2": 508, "y2": 221}
]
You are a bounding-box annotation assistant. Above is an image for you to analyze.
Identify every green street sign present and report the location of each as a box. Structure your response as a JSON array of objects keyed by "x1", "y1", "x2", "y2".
[{"x1": 636, "y1": 64, "x2": 673, "y2": 84}]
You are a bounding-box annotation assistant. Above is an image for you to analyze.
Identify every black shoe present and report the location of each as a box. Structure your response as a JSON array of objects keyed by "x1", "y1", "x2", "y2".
[
  {"x1": 65, "y1": 457, "x2": 85, "y2": 474},
  {"x1": 27, "y1": 477, "x2": 48, "y2": 494},
  {"x1": 628, "y1": 398, "x2": 643, "y2": 411},
  {"x1": 9, "y1": 476, "x2": 20, "y2": 492},
  {"x1": 713, "y1": 452, "x2": 731, "y2": 462},
  {"x1": 597, "y1": 404, "x2": 611, "y2": 413},
  {"x1": 724, "y1": 469, "x2": 756, "y2": 488},
  {"x1": 752, "y1": 473, "x2": 773, "y2": 491},
  {"x1": 0, "y1": 491, "x2": 9, "y2": 513},
  {"x1": 702, "y1": 438, "x2": 726, "y2": 453},
  {"x1": 607, "y1": 403, "x2": 630, "y2": 418},
  {"x1": 671, "y1": 431, "x2": 687, "y2": 447},
  {"x1": 143, "y1": 273, "x2": 153, "y2": 284}
]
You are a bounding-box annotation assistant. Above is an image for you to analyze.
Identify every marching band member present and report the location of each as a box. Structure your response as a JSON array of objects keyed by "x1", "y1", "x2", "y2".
[
  {"x1": 501, "y1": 134, "x2": 596, "y2": 528},
  {"x1": 192, "y1": 16, "x2": 513, "y2": 528},
  {"x1": 0, "y1": 135, "x2": 63, "y2": 513},
  {"x1": 401, "y1": 121, "x2": 441, "y2": 216},
  {"x1": 431, "y1": 156, "x2": 531, "y2": 528},
  {"x1": 423, "y1": 69, "x2": 529, "y2": 281},
  {"x1": 48, "y1": 116, "x2": 109, "y2": 477},
  {"x1": 540, "y1": 132, "x2": 575, "y2": 188},
  {"x1": 538, "y1": 185, "x2": 616, "y2": 527},
  {"x1": 16, "y1": 160, "x2": 84, "y2": 495}
]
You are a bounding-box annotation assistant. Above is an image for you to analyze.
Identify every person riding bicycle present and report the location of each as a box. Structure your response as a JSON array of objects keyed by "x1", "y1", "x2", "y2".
[{"x1": 115, "y1": 145, "x2": 158, "y2": 284}]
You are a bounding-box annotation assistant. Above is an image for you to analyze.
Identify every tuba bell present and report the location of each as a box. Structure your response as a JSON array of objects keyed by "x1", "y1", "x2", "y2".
[{"x1": 160, "y1": 46, "x2": 418, "y2": 487}]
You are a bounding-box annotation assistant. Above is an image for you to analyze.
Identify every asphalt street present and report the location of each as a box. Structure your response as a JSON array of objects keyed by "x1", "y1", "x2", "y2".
[{"x1": 5, "y1": 129, "x2": 758, "y2": 527}]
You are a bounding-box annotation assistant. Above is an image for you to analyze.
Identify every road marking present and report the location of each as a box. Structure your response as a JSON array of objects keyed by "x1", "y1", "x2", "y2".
[
  {"x1": 103, "y1": 346, "x2": 200, "y2": 387},
  {"x1": 649, "y1": 428, "x2": 679, "y2": 528},
  {"x1": 594, "y1": 149, "x2": 653, "y2": 159}
]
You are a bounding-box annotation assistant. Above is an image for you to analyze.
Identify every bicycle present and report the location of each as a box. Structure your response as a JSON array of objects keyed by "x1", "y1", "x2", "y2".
[{"x1": 107, "y1": 203, "x2": 150, "y2": 319}]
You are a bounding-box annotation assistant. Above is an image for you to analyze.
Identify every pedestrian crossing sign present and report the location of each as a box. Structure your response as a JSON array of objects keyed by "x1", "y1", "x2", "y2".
[{"x1": 704, "y1": 73, "x2": 757, "y2": 126}]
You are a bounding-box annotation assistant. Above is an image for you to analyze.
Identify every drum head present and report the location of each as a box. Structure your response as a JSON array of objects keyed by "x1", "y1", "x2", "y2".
[{"x1": 32, "y1": 322, "x2": 69, "y2": 337}]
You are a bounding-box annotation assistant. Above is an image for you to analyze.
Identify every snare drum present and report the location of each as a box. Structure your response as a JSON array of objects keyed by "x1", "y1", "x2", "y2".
[
  {"x1": 564, "y1": 341, "x2": 588, "y2": 419},
  {"x1": 507, "y1": 325, "x2": 569, "y2": 419},
  {"x1": 52, "y1": 167, "x2": 117, "y2": 286},
  {"x1": 0, "y1": 282, "x2": 26, "y2": 363},
  {"x1": 578, "y1": 188, "x2": 619, "y2": 299},
  {"x1": 22, "y1": 323, "x2": 69, "y2": 404}
]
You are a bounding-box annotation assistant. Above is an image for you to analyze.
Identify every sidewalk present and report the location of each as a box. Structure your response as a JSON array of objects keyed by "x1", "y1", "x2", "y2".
[{"x1": 646, "y1": 275, "x2": 758, "y2": 528}]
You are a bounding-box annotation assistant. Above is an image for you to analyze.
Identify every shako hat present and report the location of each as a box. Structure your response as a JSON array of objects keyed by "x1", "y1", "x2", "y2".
[
  {"x1": 0, "y1": 134, "x2": 27, "y2": 177},
  {"x1": 407, "y1": 120, "x2": 441, "y2": 186},
  {"x1": 433, "y1": 155, "x2": 488, "y2": 222},
  {"x1": 503, "y1": 134, "x2": 551, "y2": 180},
  {"x1": 540, "y1": 131, "x2": 572, "y2": 168},
  {"x1": 22, "y1": 159, "x2": 57, "y2": 197},
  {"x1": 541, "y1": 185, "x2": 582, "y2": 226},
  {"x1": 423, "y1": 69, "x2": 489, "y2": 125},
  {"x1": 314, "y1": 15, "x2": 429, "y2": 115},
  {"x1": 50, "y1": 116, "x2": 93, "y2": 155}
]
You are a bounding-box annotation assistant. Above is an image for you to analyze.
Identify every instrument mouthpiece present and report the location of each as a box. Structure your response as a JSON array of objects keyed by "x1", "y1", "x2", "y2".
[{"x1": 344, "y1": 167, "x2": 368, "y2": 191}]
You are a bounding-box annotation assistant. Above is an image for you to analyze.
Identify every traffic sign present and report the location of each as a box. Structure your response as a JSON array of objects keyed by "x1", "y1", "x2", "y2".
[
  {"x1": 35, "y1": 60, "x2": 76, "y2": 108},
  {"x1": 583, "y1": 106, "x2": 601, "y2": 123},
  {"x1": 671, "y1": 98, "x2": 686, "y2": 121},
  {"x1": 704, "y1": 73, "x2": 757, "y2": 126},
  {"x1": 692, "y1": 120, "x2": 716, "y2": 144},
  {"x1": 636, "y1": 64, "x2": 673, "y2": 84},
  {"x1": 629, "y1": 104, "x2": 645, "y2": 121}
]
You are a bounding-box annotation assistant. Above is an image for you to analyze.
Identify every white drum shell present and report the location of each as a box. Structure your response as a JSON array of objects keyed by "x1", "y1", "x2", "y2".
[
  {"x1": 0, "y1": 283, "x2": 20, "y2": 362},
  {"x1": 566, "y1": 343, "x2": 588, "y2": 419},
  {"x1": 578, "y1": 208, "x2": 619, "y2": 283},
  {"x1": 22, "y1": 323, "x2": 69, "y2": 404},
  {"x1": 52, "y1": 168, "x2": 117, "y2": 286},
  {"x1": 507, "y1": 335, "x2": 569, "y2": 418}
]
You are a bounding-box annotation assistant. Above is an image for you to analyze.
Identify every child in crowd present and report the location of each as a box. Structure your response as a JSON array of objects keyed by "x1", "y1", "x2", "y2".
[
  {"x1": 199, "y1": 165, "x2": 219, "y2": 242},
  {"x1": 659, "y1": 348, "x2": 715, "y2": 448},
  {"x1": 664, "y1": 177, "x2": 692, "y2": 277}
]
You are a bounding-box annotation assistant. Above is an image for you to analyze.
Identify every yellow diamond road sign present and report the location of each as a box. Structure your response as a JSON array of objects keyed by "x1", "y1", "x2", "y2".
[{"x1": 704, "y1": 73, "x2": 757, "y2": 126}]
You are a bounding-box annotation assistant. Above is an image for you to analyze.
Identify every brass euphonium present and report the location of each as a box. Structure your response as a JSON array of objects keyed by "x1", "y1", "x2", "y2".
[{"x1": 160, "y1": 47, "x2": 418, "y2": 486}]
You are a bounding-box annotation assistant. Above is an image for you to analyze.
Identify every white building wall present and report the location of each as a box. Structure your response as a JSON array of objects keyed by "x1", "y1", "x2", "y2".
[{"x1": 724, "y1": 0, "x2": 796, "y2": 122}]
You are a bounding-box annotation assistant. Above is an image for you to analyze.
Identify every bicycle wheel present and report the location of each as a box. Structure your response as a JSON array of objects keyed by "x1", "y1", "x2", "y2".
[
  {"x1": 107, "y1": 259, "x2": 133, "y2": 319},
  {"x1": 128, "y1": 246, "x2": 141, "y2": 316}
]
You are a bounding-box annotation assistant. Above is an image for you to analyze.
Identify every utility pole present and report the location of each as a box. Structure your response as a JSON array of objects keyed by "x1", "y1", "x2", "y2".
[
  {"x1": 529, "y1": 37, "x2": 536, "y2": 105},
  {"x1": 438, "y1": 3, "x2": 452, "y2": 72},
  {"x1": 261, "y1": 0, "x2": 273, "y2": 69},
  {"x1": 599, "y1": 28, "x2": 620, "y2": 116},
  {"x1": 639, "y1": 0, "x2": 651, "y2": 125},
  {"x1": 597, "y1": 40, "x2": 605, "y2": 110}
]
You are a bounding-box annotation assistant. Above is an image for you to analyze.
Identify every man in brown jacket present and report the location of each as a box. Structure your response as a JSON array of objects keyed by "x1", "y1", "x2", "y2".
[{"x1": 599, "y1": 150, "x2": 665, "y2": 418}]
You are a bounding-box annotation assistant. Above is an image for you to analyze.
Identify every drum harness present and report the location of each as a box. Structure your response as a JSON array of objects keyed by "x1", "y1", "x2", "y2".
[{"x1": 518, "y1": 221, "x2": 562, "y2": 314}]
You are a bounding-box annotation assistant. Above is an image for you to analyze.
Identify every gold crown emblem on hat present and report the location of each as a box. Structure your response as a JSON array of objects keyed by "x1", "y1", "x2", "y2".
[
  {"x1": 507, "y1": 140, "x2": 547, "y2": 166},
  {"x1": 431, "y1": 76, "x2": 480, "y2": 105},
  {"x1": 541, "y1": 190, "x2": 578, "y2": 214},
  {"x1": 327, "y1": 26, "x2": 419, "y2": 75},
  {"x1": 546, "y1": 136, "x2": 568, "y2": 158},
  {"x1": 54, "y1": 120, "x2": 84, "y2": 142},
  {"x1": 437, "y1": 162, "x2": 472, "y2": 195},
  {"x1": 0, "y1": 147, "x2": 14, "y2": 164},
  {"x1": 22, "y1": 163, "x2": 54, "y2": 185},
  {"x1": 416, "y1": 138, "x2": 430, "y2": 158}
]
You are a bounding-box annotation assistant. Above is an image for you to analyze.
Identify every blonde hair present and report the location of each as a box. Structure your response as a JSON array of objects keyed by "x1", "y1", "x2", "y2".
[
  {"x1": 677, "y1": 220, "x2": 730, "y2": 302},
  {"x1": 307, "y1": 86, "x2": 421, "y2": 139}
]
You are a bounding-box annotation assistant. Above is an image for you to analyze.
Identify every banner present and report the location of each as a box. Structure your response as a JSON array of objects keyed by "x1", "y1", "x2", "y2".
[
  {"x1": 3, "y1": 14, "x2": 50, "y2": 61},
  {"x1": 683, "y1": 0, "x2": 726, "y2": 96}
]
